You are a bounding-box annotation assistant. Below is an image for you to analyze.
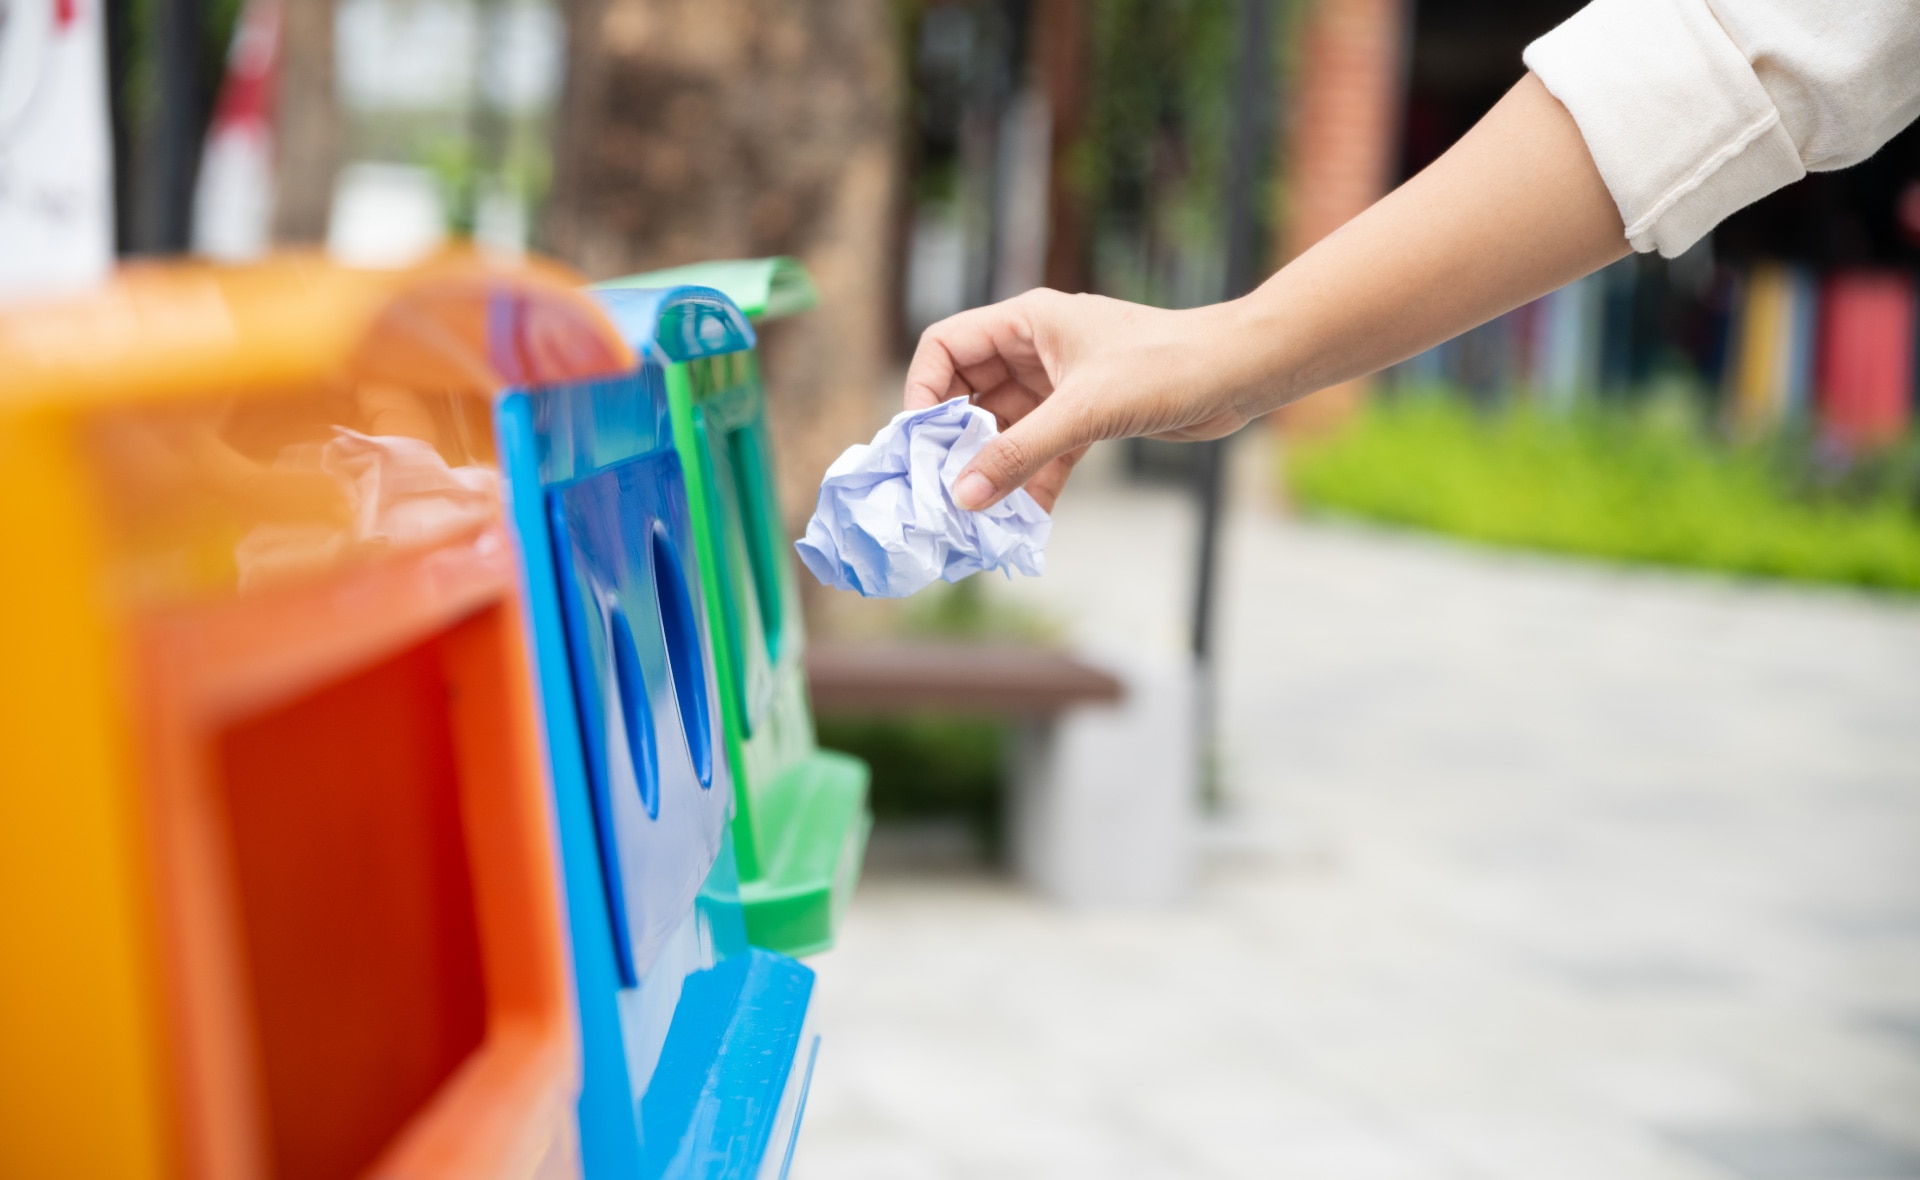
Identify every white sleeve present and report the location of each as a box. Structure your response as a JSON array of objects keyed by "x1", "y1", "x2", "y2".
[{"x1": 1524, "y1": 0, "x2": 1920, "y2": 258}]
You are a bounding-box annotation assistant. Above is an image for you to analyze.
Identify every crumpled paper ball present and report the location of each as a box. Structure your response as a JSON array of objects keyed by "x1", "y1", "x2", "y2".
[{"x1": 795, "y1": 397, "x2": 1051, "y2": 598}]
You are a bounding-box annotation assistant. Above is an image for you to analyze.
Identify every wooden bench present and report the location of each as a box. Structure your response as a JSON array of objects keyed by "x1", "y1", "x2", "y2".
[
  {"x1": 806, "y1": 641, "x2": 1125, "y2": 717},
  {"x1": 806, "y1": 641, "x2": 1192, "y2": 905}
]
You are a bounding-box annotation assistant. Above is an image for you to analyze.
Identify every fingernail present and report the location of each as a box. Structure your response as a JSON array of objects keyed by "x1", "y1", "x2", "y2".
[{"x1": 954, "y1": 471, "x2": 995, "y2": 510}]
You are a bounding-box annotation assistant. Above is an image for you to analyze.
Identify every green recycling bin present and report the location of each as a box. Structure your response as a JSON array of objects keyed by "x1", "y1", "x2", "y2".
[{"x1": 597, "y1": 257, "x2": 870, "y2": 957}]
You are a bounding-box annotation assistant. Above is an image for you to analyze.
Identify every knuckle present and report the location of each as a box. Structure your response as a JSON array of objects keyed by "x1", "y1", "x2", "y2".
[{"x1": 991, "y1": 431, "x2": 1036, "y2": 479}]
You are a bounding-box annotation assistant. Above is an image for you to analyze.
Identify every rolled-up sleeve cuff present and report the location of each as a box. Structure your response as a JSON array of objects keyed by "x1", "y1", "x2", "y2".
[{"x1": 1523, "y1": 0, "x2": 1806, "y2": 257}]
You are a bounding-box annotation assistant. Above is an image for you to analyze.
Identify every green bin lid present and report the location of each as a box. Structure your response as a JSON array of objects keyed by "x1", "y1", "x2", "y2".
[{"x1": 595, "y1": 257, "x2": 818, "y2": 322}]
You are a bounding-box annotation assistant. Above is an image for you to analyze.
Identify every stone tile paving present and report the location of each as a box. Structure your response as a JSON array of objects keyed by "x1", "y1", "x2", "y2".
[{"x1": 790, "y1": 441, "x2": 1920, "y2": 1180}]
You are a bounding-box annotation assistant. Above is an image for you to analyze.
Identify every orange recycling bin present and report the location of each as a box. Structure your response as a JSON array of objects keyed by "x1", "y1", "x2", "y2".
[{"x1": 0, "y1": 256, "x2": 634, "y2": 1180}]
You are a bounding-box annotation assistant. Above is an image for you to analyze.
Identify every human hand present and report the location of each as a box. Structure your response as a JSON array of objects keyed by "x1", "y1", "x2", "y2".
[
  {"x1": 899, "y1": 73, "x2": 1633, "y2": 517},
  {"x1": 904, "y1": 289, "x2": 1260, "y2": 512}
]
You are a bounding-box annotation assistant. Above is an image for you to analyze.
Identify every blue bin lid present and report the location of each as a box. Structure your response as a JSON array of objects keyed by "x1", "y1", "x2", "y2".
[{"x1": 592, "y1": 285, "x2": 756, "y2": 364}]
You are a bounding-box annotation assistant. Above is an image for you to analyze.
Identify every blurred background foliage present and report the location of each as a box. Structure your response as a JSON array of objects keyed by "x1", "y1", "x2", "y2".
[
  {"x1": 116, "y1": 0, "x2": 244, "y2": 130},
  {"x1": 1287, "y1": 395, "x2": 1920, "y2": 592},
  {"x1": 1079, "y1": 0, "x2": 1236, "y2": 308}
]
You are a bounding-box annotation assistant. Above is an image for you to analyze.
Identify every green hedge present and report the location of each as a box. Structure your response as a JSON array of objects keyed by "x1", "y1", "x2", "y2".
[
  {"x1": 817, "y1": 715, "x2": 1006, "y2": 850},
  {"x1": 1283, "y1": 394, "x2": 1920, "y2": 592}
]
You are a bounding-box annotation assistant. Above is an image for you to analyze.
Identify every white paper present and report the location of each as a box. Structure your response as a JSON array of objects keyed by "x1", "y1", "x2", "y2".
[{"x1": 796, "y1": 397, "x2": 1051, "y2": 598}]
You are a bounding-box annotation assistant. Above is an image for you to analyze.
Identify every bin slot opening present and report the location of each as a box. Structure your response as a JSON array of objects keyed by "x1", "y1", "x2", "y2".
[{"x1": 215, "y1": 625, "x2": 490, "y2": 1180}]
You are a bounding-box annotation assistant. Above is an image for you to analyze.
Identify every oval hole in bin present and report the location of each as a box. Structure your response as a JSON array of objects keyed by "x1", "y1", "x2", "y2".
[
  {"x1": 607, "y1": 600, "x2": 662, "y2": 819},
  {"x1": 652, "y1": 522, "x2": 714, "y2": 787}
]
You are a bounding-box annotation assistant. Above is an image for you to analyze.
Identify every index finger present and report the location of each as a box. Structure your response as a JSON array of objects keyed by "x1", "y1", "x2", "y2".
[
  {"x1": 903, "y1": 333, "x2": 966, "y2": 409},
  {"x1": 902, "y1": 303, "x2": 1037, "y2": 411}
]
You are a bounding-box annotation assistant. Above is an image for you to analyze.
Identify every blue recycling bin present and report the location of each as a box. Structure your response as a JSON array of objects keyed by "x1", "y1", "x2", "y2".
[{"x1": 496, "y1": 286, "x2": 819, "y2": 1179}]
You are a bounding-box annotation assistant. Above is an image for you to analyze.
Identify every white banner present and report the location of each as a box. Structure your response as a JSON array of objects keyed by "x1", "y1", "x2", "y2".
[{"x1": 0, "y1": 0, "x2": 113, "y2": 301}]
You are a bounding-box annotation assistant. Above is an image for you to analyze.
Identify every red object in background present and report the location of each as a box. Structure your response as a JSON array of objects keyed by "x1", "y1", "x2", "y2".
[
  {"x1": 1816, "y1": 271, "x2": 1916, "y2": 446},
  {"x1": 1898, "y1": 181, "x2": 1920, "y2": 248},
  {"x1": 192, "y1": 0, "x2": 281, "y2": 258},
  {"x1": 208, "y1": 0, "x2": 279, "y2": 129}
]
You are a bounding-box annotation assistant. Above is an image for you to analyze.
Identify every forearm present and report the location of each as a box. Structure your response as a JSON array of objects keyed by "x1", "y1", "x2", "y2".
[
  {"x1": 911, "y1": 73, "x2": 1631, "y2": 511},
  {"x1": 1218, "y1": 72, "x2": 1628, "y2": 412}
]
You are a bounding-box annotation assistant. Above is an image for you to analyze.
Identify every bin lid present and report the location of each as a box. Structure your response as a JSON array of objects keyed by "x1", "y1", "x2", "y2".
[
  {"x1": 0, "y1": 251, "x2": 634, "y2": 413},
  {"x1": 594, "y1": 257, "x2": 817, "y2": 323},
  {"x1": 592, "y1": 285, "x2": 756, "y2": 363}
]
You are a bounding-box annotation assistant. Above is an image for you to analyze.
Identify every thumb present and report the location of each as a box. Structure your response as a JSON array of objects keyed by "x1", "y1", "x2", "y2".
[{"x1": 953, "y1": 390, "x2": 1088, "y2": 511}]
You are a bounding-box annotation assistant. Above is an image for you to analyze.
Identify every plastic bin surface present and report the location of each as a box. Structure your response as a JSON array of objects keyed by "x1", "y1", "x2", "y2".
[
  {"x1": 591, "y1": 262, "x2": 871, "y2": 959},
  {"x1": 497, "y1": 284, "x2": 819, "y2": 1180},
  {"x1": 547, "y1": 392, "x2": 732, "y2": 983},
  {"x1": 0, "y1": 255, "x2": 619, "y2": 1180}
]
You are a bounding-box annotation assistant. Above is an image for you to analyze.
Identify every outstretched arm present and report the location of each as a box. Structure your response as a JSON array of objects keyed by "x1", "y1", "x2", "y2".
[{"x1": 906, "y1": 72, "x2": 1629, "y2": 512}]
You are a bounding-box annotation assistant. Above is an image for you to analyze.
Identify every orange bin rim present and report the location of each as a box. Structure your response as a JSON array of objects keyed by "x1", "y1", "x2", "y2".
[{"x1": 0, "y1": 250, "x2": 638, "y2": 412}]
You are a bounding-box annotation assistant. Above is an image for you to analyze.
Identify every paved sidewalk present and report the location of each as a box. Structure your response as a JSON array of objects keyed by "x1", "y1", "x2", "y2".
[{"x1": 791, "y1": 442, "x2": 1920, "y2": 1180}]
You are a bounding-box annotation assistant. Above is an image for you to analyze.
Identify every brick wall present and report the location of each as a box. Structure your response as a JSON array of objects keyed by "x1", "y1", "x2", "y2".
[{"x1": 1276, "y1": 0, "x2": 1409, "y2": 434}]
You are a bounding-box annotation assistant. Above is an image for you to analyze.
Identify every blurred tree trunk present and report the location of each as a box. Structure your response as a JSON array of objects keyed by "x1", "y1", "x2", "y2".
[
  {"x1": 272, "y1": 0, "x2": 340, "y2": 243},
  {"x1": 1037, "y1": 0, "x2": 1091, "y2": 295},
  {"x1": 544, "y1": 0, "x2": 903, "y2": 535}
]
